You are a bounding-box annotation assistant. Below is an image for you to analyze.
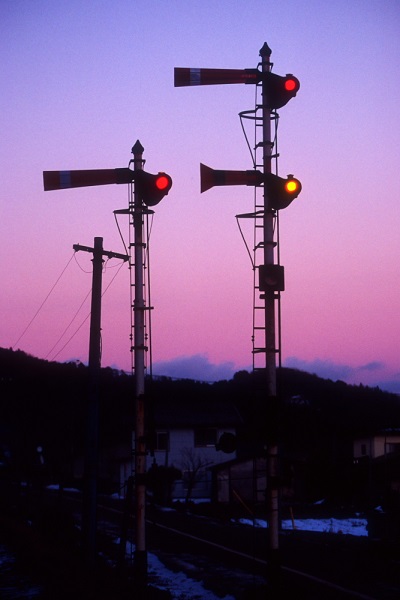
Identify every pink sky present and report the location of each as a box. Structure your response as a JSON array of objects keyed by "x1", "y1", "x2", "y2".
[{"x1": 1, "y1": 1, "x2": 400, "y2": 391}]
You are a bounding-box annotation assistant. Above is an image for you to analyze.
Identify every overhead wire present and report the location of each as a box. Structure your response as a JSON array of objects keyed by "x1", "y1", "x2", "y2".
[
  {"x1": 74, "y1": 251, "x2": 93, "y2": 273},
  {"x1": 50, "y1": 312, "x2": 90, "y2": 362},
  {"x1": 45, "y1": 287, "x2": 92, "y2": 359},
  {"x1": 12, "y1": 252, "x2": 75, "y2": 349},
  {"x1": 102, "y1": 258, "x2": 127, "y2": 295},
  {"x1": 49, "y1": 257, "x2": 127, "y2": 362}
]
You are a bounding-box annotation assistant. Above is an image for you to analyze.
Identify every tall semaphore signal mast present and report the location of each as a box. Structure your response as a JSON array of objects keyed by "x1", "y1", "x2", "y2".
[{"x1": 175, "y1": 41, "x2": 302, "y2": 587}]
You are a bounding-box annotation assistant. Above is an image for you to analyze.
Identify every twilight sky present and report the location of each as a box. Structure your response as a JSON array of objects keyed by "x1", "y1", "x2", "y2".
[{"x1": 1, "y1": 1, "x2": 400, "y2": 392}]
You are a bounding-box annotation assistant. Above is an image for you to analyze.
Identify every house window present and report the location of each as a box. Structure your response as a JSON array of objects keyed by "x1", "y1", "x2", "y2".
[
  {"x1": 155, "y1": 431, "x2": 169, "y2": 451},
  {"x1": 386, "y1": 442, "x2": 400, "y2": 455},
  {"x1": 194, "y1": 427, "x2": 217, "y2": 448},
  {"x1": 361, "y1": 443, "x2": 367, "y2": 456}
]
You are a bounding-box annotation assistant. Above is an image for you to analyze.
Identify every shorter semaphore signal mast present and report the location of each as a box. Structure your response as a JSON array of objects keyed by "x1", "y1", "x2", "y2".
[{"x1": 43, "y1": 142, "x2": 172, "y2": 592}]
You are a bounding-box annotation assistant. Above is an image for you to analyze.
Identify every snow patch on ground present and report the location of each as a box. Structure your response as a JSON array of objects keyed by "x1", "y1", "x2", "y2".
[
  {"x1": 235, "y1": 516, "x2": 368, "y2": 536},
  {"x1": 148, "y1": 551, "x2": 235, "y2": 600},
  {"x1": 118, "y1": 539, "x2": 235, "y2": 600}
]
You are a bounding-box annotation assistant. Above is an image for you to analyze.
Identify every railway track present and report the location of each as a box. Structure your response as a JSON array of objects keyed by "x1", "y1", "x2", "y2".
[
  {"x1": 96, "y1": 499, "x2": 400, "y2": 599},
  {"x1": 145, "y1": 512, "x2": 384, "y2": 599},
  {"x1": 8, "y1": 486, "x2": 397, "y2": 600}
]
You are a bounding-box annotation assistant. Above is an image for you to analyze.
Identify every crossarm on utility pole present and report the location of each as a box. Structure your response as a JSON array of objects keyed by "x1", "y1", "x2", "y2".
[{"x1": 73, "y1": 243, "x2": 128, "y2": 262}]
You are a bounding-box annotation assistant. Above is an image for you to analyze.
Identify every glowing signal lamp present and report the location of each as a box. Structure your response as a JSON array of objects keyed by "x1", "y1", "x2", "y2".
[
  {"x1": 265, "y1": 173, "x2": 302, "y2": 210},
  {"x1": 284, "y1": 77, "x2": 298, "y2": 92},
  {"x1": 285, "y1": 179, "x2": 300, "y2": 193},
  {"x1": 155, "y1": 174, "x2": 171, "y2": 191},
  {"x1": 135, "y1": 170, "x2": 173, "y2": 206},
  {"x1": 264, "y1": 72, "x2": 300, "y2": 109}
]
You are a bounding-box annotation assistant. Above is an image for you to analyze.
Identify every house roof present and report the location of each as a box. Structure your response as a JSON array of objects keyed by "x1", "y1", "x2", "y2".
[
  {"x1": 150, "y1": 396, "x2": 242, "y2": 429},
  {"x1": 354, "y1": 429, "x2": 400, "y2": 442}
]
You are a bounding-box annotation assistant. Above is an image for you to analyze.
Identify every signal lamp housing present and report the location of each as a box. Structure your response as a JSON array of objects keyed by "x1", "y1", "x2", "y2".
[
  {"x1": 265, "y1": 173, "x2": 302, "y2": 210},
  {"x1": 264, "y1": 72, "x2": 300, "y2": 109},
  {"x1": 135, "y1": 170, "x2": 173, "y2": 206},
  {"x1": 259, "y1": 264, "x2": 285, "y2": 292}
]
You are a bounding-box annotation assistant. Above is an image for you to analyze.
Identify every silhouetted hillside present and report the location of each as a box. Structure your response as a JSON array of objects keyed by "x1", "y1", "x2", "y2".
[{"x1": 1, "y1": 347, "x2": 400, "y2": 501}]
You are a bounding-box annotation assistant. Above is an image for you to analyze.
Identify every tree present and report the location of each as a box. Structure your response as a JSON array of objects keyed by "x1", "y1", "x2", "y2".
[
  {"x1": 146, "y1": 463, "x2": 181, "y2": 505},
  {"x1": 180, "y1": 448, "x2": 213, "y2": 505}
]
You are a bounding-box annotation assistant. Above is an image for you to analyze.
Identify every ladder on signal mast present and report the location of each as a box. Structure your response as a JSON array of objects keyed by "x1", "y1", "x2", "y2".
[{"x1": 241, "y1": 84, "x2": 282, "y2": 373}]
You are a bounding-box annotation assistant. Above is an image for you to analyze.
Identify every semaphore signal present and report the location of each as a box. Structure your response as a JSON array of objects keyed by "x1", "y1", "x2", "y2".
[
  {"x1": 174, "y1": 67, "x2": 260, "y2": 87},
  {"x1": 43, "y1": 141, "x2": 172, "y2": 591},
  {"x1": 175, "y1": 42, "x2": 302, "y2": 585},
  {"x1": 200, "y1": 163, "x2": 263, "y2": 192},
  {"x1": 43, "y1": 167, "x2": 173, "y2": 207},
  {"x1": 43, "y1": 168, "x2": 134, "y2": 190},
  {"x1": 200, "y1": 163, "x2": 302, "y2": 210}
]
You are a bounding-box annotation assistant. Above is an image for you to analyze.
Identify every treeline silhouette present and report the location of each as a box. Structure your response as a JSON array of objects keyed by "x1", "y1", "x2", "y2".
[{"x1": 1, "y1": 347, "x2": 399, "y2": 503}]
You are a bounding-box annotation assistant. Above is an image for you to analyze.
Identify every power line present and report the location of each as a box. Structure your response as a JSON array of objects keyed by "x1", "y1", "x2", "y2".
[
  {"x1": 48, "y1": 258, "x2": 127, "y2": 362},
  {"x1": 12, "y1": 252, "x2": 75, "y2": 349},
  {"x1": 45, "y1": 287, "x2": 92, "y2": 359}
]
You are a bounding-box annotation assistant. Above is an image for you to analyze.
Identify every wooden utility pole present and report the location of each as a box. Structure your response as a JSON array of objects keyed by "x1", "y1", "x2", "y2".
[{"x1": 74, "y1": 237, "x2": 127, "y2": 570}]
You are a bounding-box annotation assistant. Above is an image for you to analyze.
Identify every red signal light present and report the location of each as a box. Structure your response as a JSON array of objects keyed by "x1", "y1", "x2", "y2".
[
  {"x1": 135, "y1": 170, "x2": 172, "y2": 206},
  {"x1": 284, "y1": 78, "x2": 297, "y2": 92},
  {"x1": 263, "y1": 72, "x2": 300, "y2": 109},
  {"x1": 155, "y1": 174, "x2": 171, "y2": 191}
]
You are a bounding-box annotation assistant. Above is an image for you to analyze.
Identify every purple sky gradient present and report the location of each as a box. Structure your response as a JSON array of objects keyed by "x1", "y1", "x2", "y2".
[{"x1": 1, "y1": 1, "x2": 400, "y2": 391}]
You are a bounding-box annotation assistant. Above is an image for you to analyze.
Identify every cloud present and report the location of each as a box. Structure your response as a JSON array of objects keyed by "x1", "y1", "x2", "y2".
[
  {"x1": 284, "y1": 357, "x2": 400, "y2": 394},
  {"x1": 284, "y1": 357, "x2": 354, "y2": 382},
  {"x1": 151, "y1": 353, "x2": 400, "y2": 393},
  {"x1": 358, "y1": 361, "x2": 385, "y2": 372},
  {"x1": 152, "y1": 354, "x2": 242, "y2": 382}
]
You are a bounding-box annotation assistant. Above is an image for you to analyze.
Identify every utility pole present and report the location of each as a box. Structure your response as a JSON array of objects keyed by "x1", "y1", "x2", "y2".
[{"x1": 74, "y1": 237, "x2": 128, "y2": 571}]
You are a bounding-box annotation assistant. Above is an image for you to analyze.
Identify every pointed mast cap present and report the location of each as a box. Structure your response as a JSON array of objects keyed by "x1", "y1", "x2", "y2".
[
  {"x1": 259, "y1": 42, "x2": 272, "y2": 57},
  {"x1": 131, "y1": 140, "x2": 144, "y2": 155}
]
